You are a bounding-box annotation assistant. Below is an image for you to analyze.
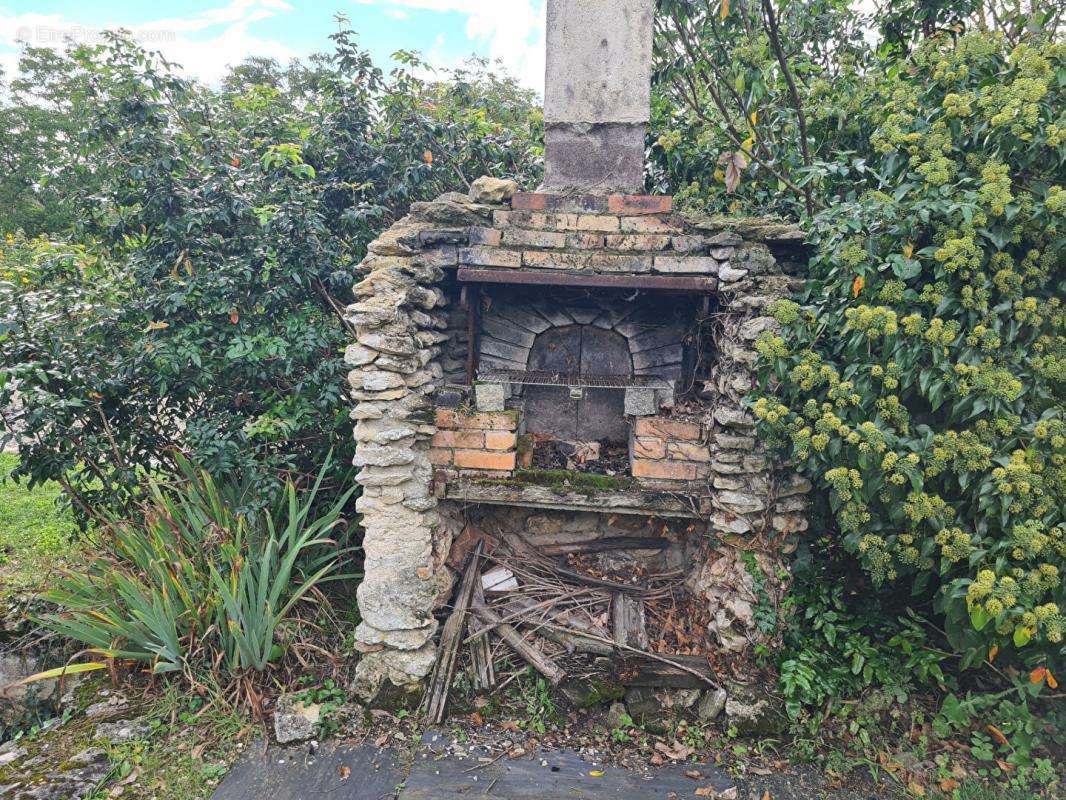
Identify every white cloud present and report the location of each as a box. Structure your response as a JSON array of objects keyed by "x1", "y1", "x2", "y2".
[
  {"x1": 0, "y1": 0, "x2": 298, "y2": 85},
  {"x1": 364, "y1": 0, "x2": 546, "y2": 92}
]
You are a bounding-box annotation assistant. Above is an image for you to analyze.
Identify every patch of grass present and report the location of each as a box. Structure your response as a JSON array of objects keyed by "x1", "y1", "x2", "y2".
[
  {"x1": 93, "y1": 687, "x2": 246, "y2": 800},
  {"x1": 0, "y1": 453, "x2": 81, "y2": 598}
]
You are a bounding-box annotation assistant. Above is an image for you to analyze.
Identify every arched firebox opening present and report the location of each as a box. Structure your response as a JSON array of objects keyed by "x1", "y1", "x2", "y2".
[{"x1": 524, "y1": 324, "x2": 632, "y2": 444}]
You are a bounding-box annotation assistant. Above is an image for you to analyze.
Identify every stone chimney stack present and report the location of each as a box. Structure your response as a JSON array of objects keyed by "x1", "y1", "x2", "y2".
[{"x1": 542, "y1": 0, "x2": 654, "y2": 194}]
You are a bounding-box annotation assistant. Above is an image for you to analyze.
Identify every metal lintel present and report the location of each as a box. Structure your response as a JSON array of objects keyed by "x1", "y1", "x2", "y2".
[{"x1": 457, "y1": 268, "x2": 717, "y2": 293}]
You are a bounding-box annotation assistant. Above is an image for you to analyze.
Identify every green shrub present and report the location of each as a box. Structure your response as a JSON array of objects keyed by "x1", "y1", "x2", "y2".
[
  {"x1": 38, "y1": 455, "x2": 356, "y2": 678},
  {"x1": 754, "y1": 34, "x2": 1064, "y2": 667}
]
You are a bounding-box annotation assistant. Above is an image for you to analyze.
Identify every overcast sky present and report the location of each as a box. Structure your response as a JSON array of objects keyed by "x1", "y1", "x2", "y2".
[{"x1": 1, "y1": 0, "x2": 548, "y2": 91}]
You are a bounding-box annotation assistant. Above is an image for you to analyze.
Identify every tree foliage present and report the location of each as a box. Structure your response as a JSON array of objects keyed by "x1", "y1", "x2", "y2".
[{"x1": 0, "y1": 31, "x2": 542, "y2": 513}]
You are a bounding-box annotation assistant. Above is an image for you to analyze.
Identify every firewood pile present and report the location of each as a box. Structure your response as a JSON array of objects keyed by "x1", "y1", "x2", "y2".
[{"x1": 425, "y1": 531, "x2": 722, "y2": 724}]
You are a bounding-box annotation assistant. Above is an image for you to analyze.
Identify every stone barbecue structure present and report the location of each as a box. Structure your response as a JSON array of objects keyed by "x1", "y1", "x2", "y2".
[{"x1": 345, "y1": 0, "x2": 809, "y2": 700}]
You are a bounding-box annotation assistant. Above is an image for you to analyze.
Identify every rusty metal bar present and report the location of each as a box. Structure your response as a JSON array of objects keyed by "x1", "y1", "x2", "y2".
[{"x1": 457, "y1": 268, "x2": 717, "y2": 293}]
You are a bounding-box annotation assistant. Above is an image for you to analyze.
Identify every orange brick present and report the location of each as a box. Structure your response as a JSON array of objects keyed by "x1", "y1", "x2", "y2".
[
  {"x1": 435, "y1": 408, "x2": 460, "y2": 429},
  {"x1": 484, "y1": 431, "x2": 518, "y2": 451},
  {"x1": 432, "y1": 430, "x2": 485, "y2": 449},
  {"x1": 632, "y1": 436, "x2": 666, "y2": 459},
  {"x1": 634, "y1": 417, "x2": 703, "y2": 441},
  {"x1": 631, "y1": 459, "x2": 697, "y2": 481},
  {"x1": 429, "y1": 447, "x2": 454, "y2": 466},
  {"x1": 455, "y1": 450, "x2": 517, "y2": 471},
  {"x1": 667, "y1": 441, "x2": 712, "y2": 462},
  {"x1": 460, "y1": 412, "x2": 519, "y2": 431}
]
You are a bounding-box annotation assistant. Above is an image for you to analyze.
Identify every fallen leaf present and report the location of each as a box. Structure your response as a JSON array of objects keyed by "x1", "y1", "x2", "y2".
[
  {"x1": 750, "y1": 766, "x2": 773, "y2": 775},
  {"x1": 762, "y1": 793, "x2": 772, "y2": 800},
  {"x1": 589, "y1": 770, "x2": 604, "y2": 777},
  {"x1": 147, "y1": 321, "x2": 169, "y2": 330},
  {"x1": 649, "y1": 753, "x2": 664, "y2": 766},
  {"x1": 338, "y1": 766, "x2": 351, "y2": 780},
  {"x1": 469, "y1": 711, "x2": 484, "y2": 726},
  {"x1": 694, "y1": 787, "x2": 716, "y2": 798},
  {"x1": 500, "y1": 720, "x2": 521, "y2": 732},
  {"x1": 986, "y1": 724, "x2": 1009, "y2": 747},
  {"x1": 907, "y1": 781, "x2": 926, "y2": 797},
  {"x1": 685, "y1": 769, "x2": 702, "y2": 779},
  {"x1": 720, "y1": 788, "x2": 738, "y2": 799},
  {"x1": 988, "y1": 645, "x2": 998, "y2": 663},
  {"x1": 852, "y1": 275, "x2": 865, "y2": 298},
  {"x1": 939, "y1": 778, "x2": 959, "y2": 792},
  {"x1": 374, "y1": 734, "x2": 388, "y2": 747},
  {"x1": 231, "y1": 156, "x2": 240, "y2": 167}
]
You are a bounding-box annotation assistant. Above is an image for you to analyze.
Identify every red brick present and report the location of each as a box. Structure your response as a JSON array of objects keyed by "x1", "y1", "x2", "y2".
[
  {"x1": 484, "y1": 431, "x2": 518, "y2": 451},
  {"x1": 634, "y1": 417, "x2": 703, "y2": 441},
  {"x1": 432, "y1": 430, "x2": 485, "y2": 449},
  {"x1": 631, "y1": 459, "x2": 697, "y2": 481},
  {"x1": 455, "y1": 449, "x2": 517, "y2": 471},
  {"x1": 632, "y1": 436, "x2": 666, "y2": 459},
  {"x1": 511, "y1": 192, "x2": 548, "y2": 211},
  {"x1": 607, "y1": 195, "x2": 673, "y2": 215}
]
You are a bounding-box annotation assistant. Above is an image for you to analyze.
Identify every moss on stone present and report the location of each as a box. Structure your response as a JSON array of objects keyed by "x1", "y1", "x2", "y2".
[{"x1": 476, "y1": 469, "x2": 633, "y2": 495}]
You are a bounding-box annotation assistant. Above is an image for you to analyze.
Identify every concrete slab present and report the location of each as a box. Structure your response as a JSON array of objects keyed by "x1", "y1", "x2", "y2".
[
  {"x1": 211, "y1": 741, "x2": 405, "y2": 800},
  {"x1": 397, "y1": 731, "x2": 733, "y2": 799}
]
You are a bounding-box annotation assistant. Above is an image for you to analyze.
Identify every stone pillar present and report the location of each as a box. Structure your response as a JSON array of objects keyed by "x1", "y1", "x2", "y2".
[{"x1": 542, "y1": 0, "x2": 654, "y2": 194}]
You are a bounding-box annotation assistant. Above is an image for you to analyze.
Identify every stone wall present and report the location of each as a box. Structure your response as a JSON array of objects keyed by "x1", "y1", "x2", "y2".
[{"x1": 344, "y1": 177, "x2": 809, "y2": 699}]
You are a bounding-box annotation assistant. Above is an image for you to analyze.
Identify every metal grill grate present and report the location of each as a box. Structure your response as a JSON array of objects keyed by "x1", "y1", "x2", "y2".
[{"x1": 480, "y1": 369, "x2": 670, "y2": 390}]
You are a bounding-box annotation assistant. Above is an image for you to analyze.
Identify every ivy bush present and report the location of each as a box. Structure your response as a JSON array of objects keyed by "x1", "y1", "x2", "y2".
[{"x1": 753, "y1": 34, "x2": 1064, "y2": 667}]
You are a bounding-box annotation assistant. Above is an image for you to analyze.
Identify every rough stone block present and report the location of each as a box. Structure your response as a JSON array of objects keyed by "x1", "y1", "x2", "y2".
[
  {"x1": 454, "y1": 449, "x2": 517, "y2": 471},
  {"x1": 469, "y1": 176, "x2": 517, "y2": 204},
  {"x1": 653, "y1": 256, "x2": 719, "y2": 274},
  {"x1": 624, "y1": 387, "x2": 658, "y2": 416},
  {"x1": 631, "y1": 458, "x2": 697, "y2": 481},
  {"x1": 458, "y1": 246, "x2": 521, "y2": 268},
  {"x1": 634, "y1": 417, "x2": 702, "y2": 441},
  {"x1": 521, "y1": 250, "x2": 652, "y2": 273},
  {"x1": 474, "y1": 382, "x2": 506, "y2": 412}
]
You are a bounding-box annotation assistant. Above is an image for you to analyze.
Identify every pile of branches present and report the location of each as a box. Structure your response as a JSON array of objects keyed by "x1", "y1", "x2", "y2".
[{"x1": 425, "y1": 534, "x2": 722, "y2": 723}]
